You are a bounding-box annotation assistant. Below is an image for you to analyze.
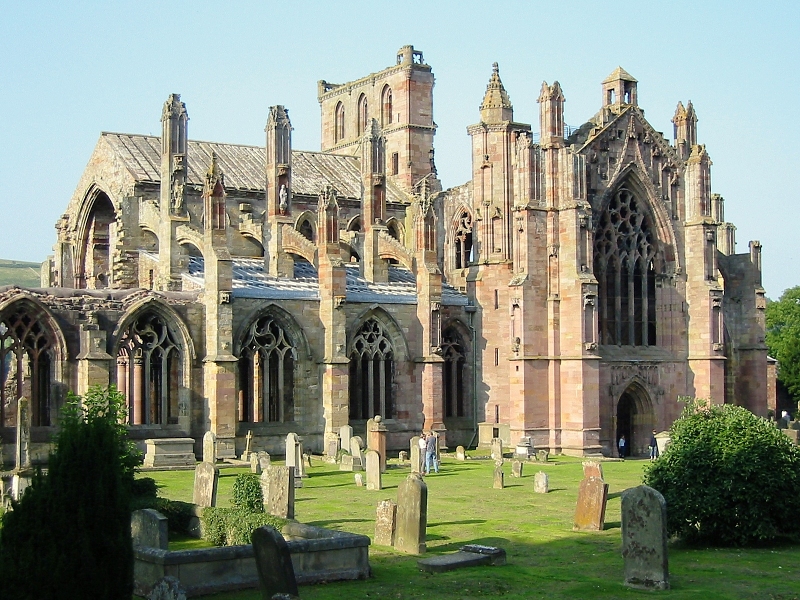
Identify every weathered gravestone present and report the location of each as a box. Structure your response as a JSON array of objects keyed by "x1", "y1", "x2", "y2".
[
  {"x1": 573, "y1": 476, "x2": 609, "y2": 531},
  {"x1": 455, "y1": 445, "x2": 466, "y2": 461},
  {"x1": 147, "y1": 576, "x2": 187, "y2": 600},
  {"x1": 398, "y1": 450, "x2": 408, "y2": 463},
  {"x1": 394, "y1": 473, "x2": 427, "y2": 554},
  {"x1": 285, "y1": 433, "x2": 305, "y2": 486},
  {"x1": 367, "y1": 415, "x2": 388, "y2": 473},
  {"x1": 339, "y1": 424, "x2": 353, "y2": 456},
  {"x1": 350, "y1": 436, "x2": 365, "y2": 469},
  {"x1": 258, "y1": 451, "x2": 271, "y2": 471},
  {"x1": 536, "y1": 449, "x2": 549, "y2": 463},
  {"x1": 490, "y1": 438, "x2": 504, "y2": 462},
  {"x1": 192, "y1": 462, "x2": 219, "y2": 508},
  {"x1": 621, "y1": 485, "x2": 669, "y2": 590},
  {"x1": 250, "y1": 453, "x2": 262, "y2": 475},
  {"x1": 202, "y1": 431, "x2": 216, "y2": 464},
  {"x1": 515, "y1": 436, "x2": 533, "y2": 459},
  {"x1": 410, "y1": 436, "x2": 422, "y2": 474},
  {"x1": 261, "y1": 466, "x2": 295, "y2": 519},
  {"x1": 251, "y1": 526, "x2": 300, "y2": 600},
  {"x1": 493, "y1": 465, "x2": 505, "y2": 489},
  {"x1": 582, "y1": 460, "x2": 604, "y2": 480},
  {"x1": 511, "y1": 460, "x2": 523, "y2": 478},
  {"x1": 131, "y1": 508, "x2": 169, "y2": 550},
  {"x1": 533, "y1": 471, "x2": 549, "y2": 494},
  {"x1": 365, "y1": 449, "x2": 382, "y2": 491},
  {"x1": 374, "y1": 499, "x2": 397, "y2": 546},
  {"x1": 355, "y1": 473, "x2": 364, "y2": 487}
]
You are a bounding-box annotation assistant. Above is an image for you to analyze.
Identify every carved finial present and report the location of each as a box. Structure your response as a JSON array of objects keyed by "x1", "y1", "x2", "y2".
[
  {"x1": 492, "y1": 62, "x2": 499, "y2": 74},
  {"x1": 481, "y1": 63, "x2": 512, "y2": 110}
]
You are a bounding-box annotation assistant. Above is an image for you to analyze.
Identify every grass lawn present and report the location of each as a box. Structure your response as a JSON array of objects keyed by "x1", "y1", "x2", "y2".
[{"x1": 141, "y1": 454, "x2": 800, "y2": 599}]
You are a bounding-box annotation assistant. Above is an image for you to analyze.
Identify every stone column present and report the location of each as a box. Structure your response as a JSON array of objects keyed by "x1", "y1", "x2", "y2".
[{"x1": 75, "y1": 313, "x2": 112, "y2": 396}]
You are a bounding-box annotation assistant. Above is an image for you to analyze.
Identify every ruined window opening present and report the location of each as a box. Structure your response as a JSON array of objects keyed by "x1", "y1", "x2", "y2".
[
  {"x1": 298, "y1": 218, "x2": 314, "y2": 242},
  {"x1": 454, "y1": 210, "x2": 473, "y2": 269},
  {"x1": 357, "y1": 94, "x2": 368, "y2": 135},
  {"x1": 594, "y1": 187, "x2": 657, "y2": 346},
  {"x1": 494, "y1": 289, "x2": 499, "y2": 310},
  {"x1": 349, "y1": 319, "x2": 394, "y2": 420},
  {"x1": 442, "y1": 327, "x2": 466, "y2": 418},
  {"x1": 0, "y1": 307, "x2": 55, "y2": 427},
  {"x1": 117, "y1": 312, "x2": 181, "y2": 425},
  {"x1": 78, "y1": 192, "x2": 114, "y2": 289},
  {"x1": 608, "y1": 90, "x2": 615, "y2": 104},
  {"x1": 335, "y1": 102, "x2": 345, "y2": 143},
  {"x1": 387, "y1": 221, "x2": 401, "y2": 241},
  {"x1": 238, "y1": 315, "x2": 295, "y2": 423},
  {"x1": 391, "y1": 152, "x2": 399, "y2": 176},
  {"x1": 381, "y1": 86, "x2": 393, "y2": 126},
  {"x1": 348, "y1": 216, "x2": 362, "y2": 233}
]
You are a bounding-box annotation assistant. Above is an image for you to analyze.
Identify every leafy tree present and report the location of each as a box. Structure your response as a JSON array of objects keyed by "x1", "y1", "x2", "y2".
[
  {"x1": 0, "y1": 386, "x2": 139, "y2": 600},
  {"x1": 644, "y1": 398, "x2": 800, "y2": 546},
  {"x1": 766, "y1": 286, "x2": 800, "y2": 401}
]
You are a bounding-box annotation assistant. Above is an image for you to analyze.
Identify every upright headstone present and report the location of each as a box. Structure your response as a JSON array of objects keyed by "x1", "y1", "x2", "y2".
[
  {"x1": 410, "y1": 436, "x2": 421, "y2": 474},
  {"x1": 582, "y1": 460, "x2": 604, "y2": 480},
  {"x1": 394, "y1": 473, "x2": 428, "y2": 554},
  {"x1": 131, "y1": 509, "x2": 169, "y2": 550},
  {"x1": 573, "y1": 476, "x2": 609, "y2": 531},
  {"x1": 490, "y1": 438, "x2": 504, "y2": 462},
  {"x1": 147, "y1": 576, "x2": 187, "y2": 600},
  {"x1": 511, "y1": 460, "x2": 523, "y2": 478},
  {"x1": 399, "y1": 450, "x2": 408, "y2": 463},
  {"x1": 327, "y1": 435, "x2": 340, "y2": 459},
  {"x1": 456, "y1": 445, "x2": 466, "y2": 461},
  {"x1": 295, "y1": 443, "x2": 307, "y2": 478},
  {"x1": 285, "y1": 433, "x2": 300, "y2": 472},
  {"x1": 365, "y1": 449, "x2": 382, "y2": 491},
  {"x1": 15, "y1": 397, "x2": 31, "y2": 471},
  {"x1": 350, "y1": 436, "x2": 365, "y2": 468},
  {"x1": 250, "y1": 453, "x2": 262, "y2": 475},
  {"x1": 192, "y1": 462, "x2": 219, "y2": 507},
  {"x1": 534, "y1": 471, "x2": 549, "y2": 494},
  {"x1": 536, "y1": 449, "x2": 549, "y2": 462},
  {"x1": 365, "y1": 418, "x2": 376, "y2": 444},
  {"x1": 493, "y1": 465, "x2": 505, "y2": 489},
  {"x1": 339, "y1": 424, "x2": 353, "y2": 456},
  {"x1": 355, "y1": 473, "x2": 364, "y2": 487},
  {"x1": 621, "y1": 485, "x2": 669, "y2": 590},
  {"x1": 251, "y1": 526, "x2": 300, "y2": 600},
  {"x1": 258, "y1": 451, "x2": 271, "y2": 472},
  {"x1": 262, "y1": 465, "x2": 295, "y2": 519},
  {"x1": 375, "y1": 499, "x2": 398, "y2": 547},
  {"x1": 202, "y1": 431, "x2": 216, "y2": 464}
]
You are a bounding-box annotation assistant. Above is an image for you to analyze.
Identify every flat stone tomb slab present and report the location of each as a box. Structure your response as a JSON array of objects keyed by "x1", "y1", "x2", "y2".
[{"x1": 418, "y1": 545, "x2": 506, "y2": 573}]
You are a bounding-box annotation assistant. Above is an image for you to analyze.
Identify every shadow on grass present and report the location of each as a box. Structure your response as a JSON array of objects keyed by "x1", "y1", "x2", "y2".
[
  {"x1": 604, "y1": 520, "x2": 621, "y2": 530},
  {"x1": 307, "y1": 518, "x2": 373, "y2": 528},
  {"x1": 429, "y1": 519, "x2": 486, "y2": 527},
  {"x1": 607, "y1": 491, "x2": 623, "y2": 500}
]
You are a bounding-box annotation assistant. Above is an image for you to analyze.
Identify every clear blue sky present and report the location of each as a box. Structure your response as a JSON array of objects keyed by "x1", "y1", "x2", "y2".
[{"x1": 1, "y1": 1, "x2": 797, "y2": 298}]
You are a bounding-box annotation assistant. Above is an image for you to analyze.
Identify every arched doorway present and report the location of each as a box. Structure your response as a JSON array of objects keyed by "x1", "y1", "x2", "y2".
[{"x1": 615, "y1": 383, "x2": 654, "y2": 457}]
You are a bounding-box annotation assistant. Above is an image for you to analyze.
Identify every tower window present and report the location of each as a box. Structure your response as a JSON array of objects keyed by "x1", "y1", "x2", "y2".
[
  {"x1": 391, "y1": 152, "x2": 399, "y2": 175},
  {"x1": 335, "y1": 102, "x2": 345, "y2": 142},
  {"x1": 357, "y1": 94, "x2": 368, "y2": 135},
  {"x1": 381, "y1": 86, "x2": 393, "y2": 126}
]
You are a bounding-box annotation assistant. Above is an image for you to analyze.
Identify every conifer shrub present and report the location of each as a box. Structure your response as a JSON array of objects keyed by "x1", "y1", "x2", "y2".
[
  {"x1": 0, "y1": 386, "x2": 139, "y2": 600},
  {"x1": 644, "y1": 398, "x2": 800, "y2": 546}
]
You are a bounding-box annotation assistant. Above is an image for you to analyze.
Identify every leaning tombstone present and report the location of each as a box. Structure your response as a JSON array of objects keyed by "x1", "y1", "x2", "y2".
[
  {"x1": 410, "y1": 436, "x2": 421, "y2": 474},
  {"x1": 621, "y1": 485, "x2": 669, "y2": 590},
  {"x1": 375, "y1": 499, "x2": 398, "y2": 546},
  {"x1": 573, "y1": 476, "x2": 609, "y2": 531},
  {"x1": 394, "y1": 473, "x2": 428, "y2": 554},
  {"x1": 251, "y1": 526, "x2": 300, "y2": 600},
  {"x1": 455, "y1": 445, "x2": 466, "y2": 461},
  {"x1": 582, "y1": 460, "x2": 604, "y2": 480},
  {"x1": 131, "y1": 509, "x2": 169, "y2": 550},
  {"x1": 263, "y1": 465, "x2": 295, "y2": 520},
  {"x1": 202, "y1": 431, "x2": 216, "y2": 464},
  {"x1": 192, "y1": 462, "x2": 219, "y2": 508},
  {"x1": 250, "y1": 453, "x2": 262, "y2": 475},
  {"x1": 350, "y1": 436, "x2": 365, "y2": 468},
  {"x1": 533, "y1": 471, "x2": 549, "y2": 494},
  {"x1": 147, "y1": 576, "x2": 187, "y2": 600},
  {"x1": 493, "y1": 465, "x2": 505, "y2": 489},
  {"x1": 365, "y1": 449, "x2": 382, "y2": 491},
  {"x1": 511, "y1": 460, "x2": 523, "y2": 478}
]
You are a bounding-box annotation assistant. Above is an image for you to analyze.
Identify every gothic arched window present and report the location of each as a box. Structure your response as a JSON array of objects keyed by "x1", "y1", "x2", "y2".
[
  {"x1": 298, "y1": 218, "x2": 314, "y2": 242},
  {"x1": 78, "y1": 191, "x2": 115, "y2": 289},
  {"x1": 335, "y1": 102, "x2": 345, "y2": 143},
  {"x1": 381, "y1": 86, "x2": 393, "y2": 126},
  {"x1": 594, "y1": 187, "x2": 657, "y2": 346},
  {"x1": 349, "y1": 319, "x2": 394, "y2": 420},
  {"x1": 0, "y1": 305, "x2": 55, "y2": 427},
  {"x1": 442, "y1": 327, "x2": 466, "y2": 418},
  {"x1": 357, "y1": 94, "x2": 368, "y2": 135},
  {"x1": 117, "y1": 312, "x2": 181, "y2": 425},
  {"x1": 454, "y1": 210, "x2": 473, "y2": 269},
  {"x1": 238, "y1": 316, "x2": 295, "y2": 423}
]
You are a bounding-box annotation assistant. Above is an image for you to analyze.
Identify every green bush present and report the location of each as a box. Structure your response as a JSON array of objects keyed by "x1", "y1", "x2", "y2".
[
  {"x1": 154, "y1": 498, "x2": 196, "y2": 535},
  {"x1": 644, "y1": 398, "x2": 800, "y2": 546},
  {"x1": 201, "y1": 507, "x2": 285, "y2": 546},
  {"x1": 232, "y1": 473, "x2": 264, "y2": 512},
  {"x1": 0, "y1": 386, "x2": 139, "y2": 599}
]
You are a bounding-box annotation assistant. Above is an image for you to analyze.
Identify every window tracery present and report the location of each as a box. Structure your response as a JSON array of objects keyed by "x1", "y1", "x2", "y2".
[
  {"x1": 349, "y1": 319, "x2": 394, "y2": 420},
  {"x1": 238, "y1": 315, "x2": 295, "y2": 423},
  {"x1": 594, "y1": 187, "x2": 657, "y2": 346},
  {"x1": 454, "y1": 210, "x2": 473, "y2": 269},
  {"x1": 441, "y1": 327, "x2": 465, "y2": 418}
]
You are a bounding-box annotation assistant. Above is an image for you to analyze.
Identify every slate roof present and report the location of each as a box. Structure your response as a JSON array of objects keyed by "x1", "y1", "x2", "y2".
[
  {"x1": 183, "y1": 256, "x2": 469, "y2": 306},
  {"x1": 101, "y1": 132, "x2": 407, "y2": 203}
]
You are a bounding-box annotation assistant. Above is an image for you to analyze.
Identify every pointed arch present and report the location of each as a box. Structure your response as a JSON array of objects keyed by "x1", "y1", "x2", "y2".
[
  {"x1": 450, "y1": 205, "x2": 474, "y2": 269},
  {"x1": 74, "y1": 185, "x2": 118, "y2": 289},
  {"x1": 357, "y1": 93, "x2": 368, "y2": 136},
  {"x1": 0, "y1": 294, "x2": 67, "y2": 428},
  {"x1": 441, "y1": 319, "x2": 472, "y2": 419},
  {"x1": 381, "y1": 85, "x2": 393, "y2": 127},
  {"x1": 294, "y1": 211, "x2": 316, "y2": 242},
  {"x1": 615, "y1": 381, "x2": 654, "y2": 457},
  {"x1": 385, "y1": 217, "x2": 404, "y2": 243},
  {"x1": 335, "y1": 102, "x2": 345, "y2": 143}
]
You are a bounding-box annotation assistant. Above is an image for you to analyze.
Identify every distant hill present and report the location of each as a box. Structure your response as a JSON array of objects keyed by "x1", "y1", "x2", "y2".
[{"x1": 0, "y1": 259, "x2": 43, "y2": 288}]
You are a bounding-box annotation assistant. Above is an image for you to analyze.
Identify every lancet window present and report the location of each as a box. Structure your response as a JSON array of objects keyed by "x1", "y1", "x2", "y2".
[
  {"x1": 381, "y1": 86, "x2": 393, "y2": 126},
  {"x1": 454, "y1": 210, "x2": 473, "y2": 269},
  {"x1": 238, "y1": 316, "x2": 295, "y2": 423},
  {"x1": 441, "y1": 327, "x2": 466, "y2": 418},
  {"x1": 335, "y1": 102, "x2": 345, "y2": 142},
  {"x1": 117, "y1": 312, "x2": 181, "y2": 425},
  {"x1": 357, "y1": 94, "x2": 368, "y2": 135},
  {"x1": 0, "y1": 306, "x2": 54, "y2": 427},
  {"x1": 349, "y1": 319, "x2": 394, "y2": 420},
  {"x1": 594, "y1": 187, "x2": 657, "y2": 346}
]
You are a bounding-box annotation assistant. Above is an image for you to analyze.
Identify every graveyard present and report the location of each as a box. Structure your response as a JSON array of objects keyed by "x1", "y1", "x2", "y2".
[{"x1": 137, "y1": 453, "x2": 800, "y2": 599}]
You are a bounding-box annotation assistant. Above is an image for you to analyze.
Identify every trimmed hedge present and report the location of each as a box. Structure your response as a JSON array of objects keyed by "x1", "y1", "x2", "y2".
[
  {"x1": 232, "y1": 473, "x2": 263, "y2": 512},
  {"x1": 201, "y1": 507, "x2": 285, "y2": 546}
]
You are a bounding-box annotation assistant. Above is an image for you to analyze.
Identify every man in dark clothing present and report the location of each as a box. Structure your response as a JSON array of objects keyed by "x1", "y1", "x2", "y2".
[
  {"x1": 424, "y1": 433, "x2": 439, "y2": 474},
  {"x1": 649, "y1": 430, "x2": 659, "y2": 460}
]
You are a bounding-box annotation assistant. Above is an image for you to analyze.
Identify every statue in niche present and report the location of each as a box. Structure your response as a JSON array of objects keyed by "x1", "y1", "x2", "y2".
[
  {"x1": 279, "y1": 184, "x2": 288, "y2": 215},
  {"x1": 171, "y1": 177, "x2": 185, "y2": 214}
]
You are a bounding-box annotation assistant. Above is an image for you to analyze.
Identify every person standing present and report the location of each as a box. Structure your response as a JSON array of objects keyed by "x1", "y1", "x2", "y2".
[
  {"x1": 418, "y1": 433, "x2": 427, "y2": 473},
  {"x1": 618, "y1": 435, "x2": 626, "y2": 458},
  {"x1": 649, "y1": 430, "x2": 659, "y2": 460},
  {"x1": 425, "y1": 432, "x2": 439, "y2": 474}
]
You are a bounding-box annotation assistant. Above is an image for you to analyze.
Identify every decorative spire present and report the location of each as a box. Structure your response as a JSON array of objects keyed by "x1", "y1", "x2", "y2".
[
  {"x1": 672, "y1": 101, "x2": 687, "y2": 123},
  {"x1": 480, "y1": 63, "x2": 513, "y2": 123}
]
